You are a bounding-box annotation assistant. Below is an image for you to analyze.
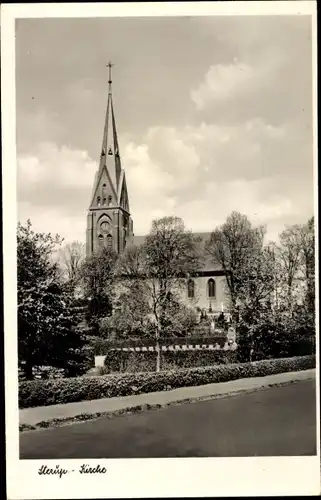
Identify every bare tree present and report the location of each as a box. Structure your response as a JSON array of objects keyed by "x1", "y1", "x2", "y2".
[
  {"x1": 276, "y1": 225, "x2": 302, "y2": 308},
  {"x1": 59, "y1": 241, "x2": 86, "y2": 286},
  {"x1": 298, "y1": 217, "x2": 315, "y2": 313},
  {"x1": 205, "y1": 211, "x2": 266, "y2": 320},
  {"x1": 275, "y1": 217, "x2": 315, "y2": 314},
  {"x1": 118, "y1": 216, "x2": 203, "y2": 371}
]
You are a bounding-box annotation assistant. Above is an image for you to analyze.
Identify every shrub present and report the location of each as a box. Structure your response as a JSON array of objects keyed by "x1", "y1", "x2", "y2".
[
  {"x1": 101, "y1": 349, "x2": 237, "y2": 373},
  {"x1": 19, "y1": 354, "x2": 315, "y2": 409},
  {"x1": 18, "y1": 366, "x2": 65, "y2": 381},
  {"x1": 237, "y1": 317, "x2": 315, "y2": 363}
]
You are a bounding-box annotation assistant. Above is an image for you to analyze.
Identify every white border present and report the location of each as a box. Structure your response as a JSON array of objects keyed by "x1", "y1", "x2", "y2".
[{"x1": 2, "y1": 2, "x2": 320, "y2": 498}]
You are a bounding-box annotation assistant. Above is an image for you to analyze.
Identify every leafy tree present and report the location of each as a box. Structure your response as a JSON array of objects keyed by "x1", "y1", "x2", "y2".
[
  {"x1": 237, "y1": 305, "x2": 315, "y2": 363},
  {"x1": 17, "y1": 221, "x2": 89, "y2": 379},
  {"x1": 157, "y1": 294, "x2": 198, "y2": 338},
  {"x1": 100, "y1": 282, "x2": 154, "y2": 340},
  {"x1": 79, "y1": 246, "x2": 118, "y2": 336},
  {"x1": 118, "y1": 216, "x2": 202, "y2": 371}
]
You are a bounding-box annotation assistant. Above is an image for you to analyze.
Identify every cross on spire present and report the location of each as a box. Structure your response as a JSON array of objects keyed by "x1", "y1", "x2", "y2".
[{"x1": 106, "y1": 61, "x2": 114, "y2": 94}]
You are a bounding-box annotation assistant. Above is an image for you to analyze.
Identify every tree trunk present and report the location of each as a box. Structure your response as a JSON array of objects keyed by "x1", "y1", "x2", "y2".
[
  {"x1": 248, "y1": 331, "x2": 254, "y2": 363},
  {"x1": 24, "y1": 361, "x2": 33, "y2": 380},
  {"x1": 155, "y1": 328, "x2": 161, "y2": 372}
]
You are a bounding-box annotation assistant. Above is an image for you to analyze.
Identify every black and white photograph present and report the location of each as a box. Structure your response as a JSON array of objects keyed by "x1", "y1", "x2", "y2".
[{"x1": 2, "y1": 1, "x2": 319, "y2": 498}]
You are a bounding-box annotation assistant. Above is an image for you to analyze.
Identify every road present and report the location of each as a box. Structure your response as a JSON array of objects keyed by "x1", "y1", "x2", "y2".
[{"x1": 20, "y1": 379, "x2": 316, "y2": 458}]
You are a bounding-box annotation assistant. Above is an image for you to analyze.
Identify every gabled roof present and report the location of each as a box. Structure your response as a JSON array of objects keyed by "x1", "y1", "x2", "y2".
[{"x1": 133, "y1": 232, "x2": 223, "y2": 272}]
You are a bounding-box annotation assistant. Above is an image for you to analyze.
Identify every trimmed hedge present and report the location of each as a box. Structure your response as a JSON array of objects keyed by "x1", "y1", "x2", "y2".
[
  {"x1": 19, "y1": 355, "x2": 315, "y2": 409},
  {"x1": 102, "y1": 349, "x2": 237, "y2": 373}
]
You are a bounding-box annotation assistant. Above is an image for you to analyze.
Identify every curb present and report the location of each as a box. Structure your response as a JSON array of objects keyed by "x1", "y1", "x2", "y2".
[{"x1": 19, "y1": 374, "x2": 314, "y2": 433}]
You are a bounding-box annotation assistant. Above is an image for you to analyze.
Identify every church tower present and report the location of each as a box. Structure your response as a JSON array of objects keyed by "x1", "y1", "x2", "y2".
[{"x1": 86, "y1": 63, "x2": 134, "y2": 257}]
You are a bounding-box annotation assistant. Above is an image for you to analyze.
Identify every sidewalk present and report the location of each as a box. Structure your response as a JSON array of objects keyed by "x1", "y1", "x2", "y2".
[{"x1": 20, "y1": 369, "x2": 315, "y2": 428}]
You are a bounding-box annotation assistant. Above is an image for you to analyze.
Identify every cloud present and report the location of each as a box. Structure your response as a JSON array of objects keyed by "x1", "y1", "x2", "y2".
[
  {"x1": 16, "y1": 17, "x2": 313, "y2": 245},
  {"x1": 121, "y1": 119, "x2": 312, "y2": 240},
  {"x1": 18, "y1": 201, "x2": 86, "y2": 244},
  {"x1": 18, "y1": 142, "x2": 97, "y2": 206},
  {"x1": 145, "y1": 127, "x2": 200, "y2": 188},
  {"x1": 165, "y1": 179, "x2": 297, "y2": 237},
  {"x1": 17, "y1": 106, "x2": 313, "y2": 244},
  {"x1": 17, "y1": 143, "x2": 97, "y2": 242},
  {"x1": 191, "y1": 60, "x2": 255, "y2": 110},
  {"x1": 190, "y1": 54, "x2": 282, "y2": 111},
  {"x1": 189, "y1": 22, "x2": 312, "y2": 128},
  {"x1": 122, "y1": 141, "x2": 176, "y2": 234}
]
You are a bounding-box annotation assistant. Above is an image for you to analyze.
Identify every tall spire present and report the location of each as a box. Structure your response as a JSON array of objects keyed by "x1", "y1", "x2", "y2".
[
  {"x1": 107, "y1": 61, "x2": 113, "y2": 94},
  {"x1": 99, "y1": 61, "x2": 121, "y2": 193},
  {"x1": 86, "y1": 63, "x2": 134, "y2": 257}
]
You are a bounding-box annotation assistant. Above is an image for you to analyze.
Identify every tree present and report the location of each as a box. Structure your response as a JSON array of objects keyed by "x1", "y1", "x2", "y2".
[
  {"x1": 298, "y1": 216, "x2": 315, "y2": 313},
  {"x1": 236, "y1": 216, "x2": 315, "y2": 362},
  {"x1": 274, "y1": 217, "x2": 315, "y2": 316},
  {"x1": 79, "y1": 246, "x2": 118, "y2": 337},
  {"x1": 237, "y1": 307, "x2": 314, "y2": 363},
  {"x1": 205, "y1": 212, "x2": 281, "y2": 362},
  {"x1": 205, "y1": 212, "x2": 315, "y2": 363},
  {"x1": 234, "y1": 245, "x2": 276, "y2": 361},
  {"x1": 17, "y1": 221, "x2": 89, "y2": 379},
  {"x1": 157, "y1": 294, "x2": 198, "y2": 338},
  {"x1": 118, "y1": 216, "x2": 202, "y2": 371},
  {"x1": 205, "y1": 211, "x2": 266, "y2": 321},
  {"x1": 275, "y1": 224, "x2": 303, "y2": 310},
  {"x1": 58, "y1": 241, "x2": 85, "y2": 287},
  {"x1": 100, "y1": 284, "x2": 154, "y2": 340}
]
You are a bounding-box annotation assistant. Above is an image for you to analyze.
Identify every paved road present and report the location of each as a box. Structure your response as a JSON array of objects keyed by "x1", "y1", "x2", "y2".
[{"x1": 20, "y1": 379, "x2": 316, "y2": 459}]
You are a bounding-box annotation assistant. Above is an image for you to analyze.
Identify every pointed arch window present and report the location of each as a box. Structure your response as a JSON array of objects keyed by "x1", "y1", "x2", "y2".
[
  {"x1": 102, "y1": 184, "x2": 107, "y2": 204},
  {"x1": 187, "y1": 279, "x2": 195, "y2": 299},
  {"x1": 98, "y1": 234, "x2": 104, "y2": 248},
  {"x1": 208, "y1": 278, "x2": 216, "y2": 298},
  {"x1": 97, "y1": 196, "x2": 101, "y2": 207},
  {"x1": 106, "y1": 234, "x2": 113, "y2": 250},
  {"x1": 108, "y1": 147, "x2": 113, "y2": 155}
]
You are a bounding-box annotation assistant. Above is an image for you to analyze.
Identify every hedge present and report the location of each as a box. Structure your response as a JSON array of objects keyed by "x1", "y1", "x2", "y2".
[
  {"x1": 19, "y1": 355, "x2": 315, "y2": 409},
  {"x1": 102, "y1": 349, "x2": 237, "y2": 373}
]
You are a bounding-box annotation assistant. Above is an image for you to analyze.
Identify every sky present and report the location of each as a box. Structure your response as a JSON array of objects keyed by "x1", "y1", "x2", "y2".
[{"x1": 16, "y1": 15, "x2": 314, "y2": 244}]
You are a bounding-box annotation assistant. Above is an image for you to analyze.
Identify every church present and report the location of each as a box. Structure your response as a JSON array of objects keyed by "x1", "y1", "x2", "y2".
[{"x1": 86, "y1": 65, "x2": 230, "y2": 318}]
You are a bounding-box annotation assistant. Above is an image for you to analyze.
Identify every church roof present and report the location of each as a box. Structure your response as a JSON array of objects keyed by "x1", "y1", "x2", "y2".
[
  {"x1": 133, "y1": 231, "x2": 212, "y2": 246},
  {"x1": 133, "y1": 232, "x2": 223, "y2": 273}
]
